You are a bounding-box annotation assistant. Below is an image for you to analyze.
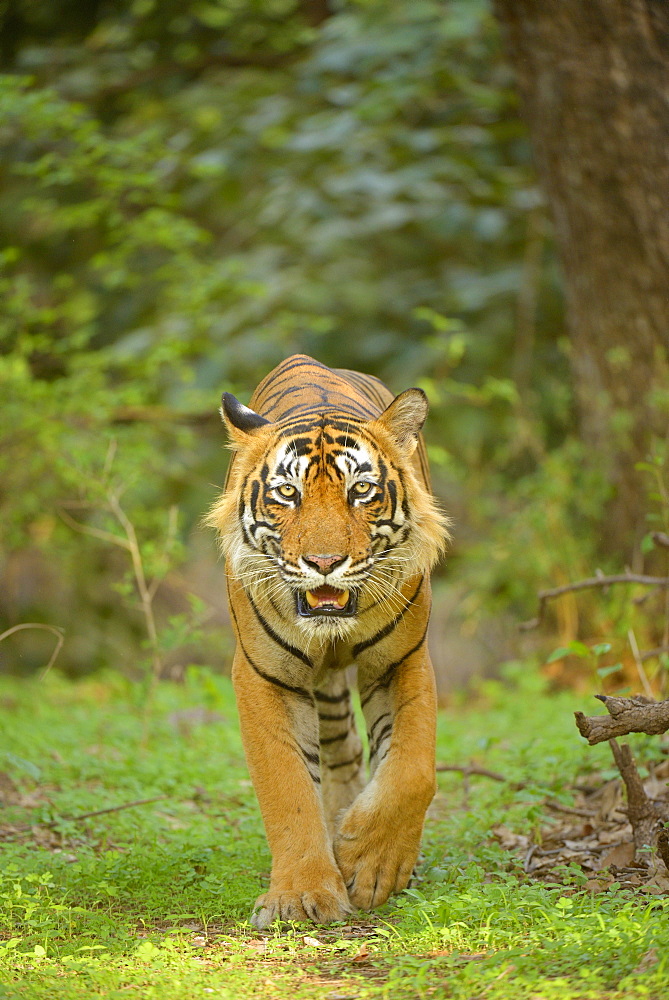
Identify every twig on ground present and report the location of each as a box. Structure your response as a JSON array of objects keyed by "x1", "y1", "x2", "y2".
[
  {"x1": 436, "y1": 764, "x2": 506, "y2": 782},
  {"x1": 437, "y1": 764, "x2": 598, "y2": 816},
  {"x1": 544, "y1": 800, "x2": 596, "y2": 818},
  {"x1": 575, "y1": 695, "x2": 669, "y2": 745},
  {"x1": 520, "y1": 572, "x2": 669, "y2": 630},
  {"x1": 436, "y1": 763, "x2": 528, "y2": 792},
  {"x1": 9, "y1": 796, "x2": 170, "y2": 833},
  {"x1": 50, "y1": 796, "x2": 169, "y2": 825}
]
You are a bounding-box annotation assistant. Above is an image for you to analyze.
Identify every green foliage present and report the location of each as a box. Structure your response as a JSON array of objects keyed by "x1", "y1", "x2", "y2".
[
  {"x1": 0, "y1": 0, "x2": 585, "y2": 677},
  {"x1": 546, "y1": 641, "x2": 625, "y2": 682}
]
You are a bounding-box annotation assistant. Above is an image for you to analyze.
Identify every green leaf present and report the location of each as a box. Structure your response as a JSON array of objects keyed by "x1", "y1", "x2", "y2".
[
  {"x1": 567, "y1": 641, "x2": 591, "y2": 658},
  {"x1": 641, "y1": 532, "x2": 656, "y2": 554},
  {"x1": 0, "y1": 938, "x2": 22, "y2": 951},
  {"x1": 596, "y1": 663, "x2": 623, "y2": 679},
  {"x1": 545, "y1": 647, "x2": 571, "y2": 664},
  {"x1": 591, "y1": 643, "x2": 612, "y2": 657},
  {"x1": 4, "y1": 752, "x2": 41, "y2": 780}
]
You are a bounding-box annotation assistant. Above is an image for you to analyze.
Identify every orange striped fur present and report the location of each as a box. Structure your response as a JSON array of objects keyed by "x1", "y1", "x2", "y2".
[{"x1": 206, "y1": 355, "x2": 449, "y2": 927}]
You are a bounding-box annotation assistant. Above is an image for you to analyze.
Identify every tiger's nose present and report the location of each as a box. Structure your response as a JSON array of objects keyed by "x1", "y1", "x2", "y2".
[{"x1": 303, "y1": 553, "x2": 346, "y2": 573}]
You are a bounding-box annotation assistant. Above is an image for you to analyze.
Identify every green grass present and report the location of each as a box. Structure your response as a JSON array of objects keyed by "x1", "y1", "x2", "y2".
[{"x1": 0, "y1": 664, "x2": 667, "y2": 999}]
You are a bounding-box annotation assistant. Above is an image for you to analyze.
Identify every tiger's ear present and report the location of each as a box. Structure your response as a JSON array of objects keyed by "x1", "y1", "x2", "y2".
[
  {"x1": 220, "y1": 392, "x2": 271, "y2": 441},
  {"x1": 375, "y1": 388, "x2": 428, "y2": 454}
]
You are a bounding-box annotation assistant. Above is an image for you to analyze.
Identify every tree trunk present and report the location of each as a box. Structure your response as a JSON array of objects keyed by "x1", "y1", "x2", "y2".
[{"x1": 493, "y1": 0, "x2": 669, "y2": 550}]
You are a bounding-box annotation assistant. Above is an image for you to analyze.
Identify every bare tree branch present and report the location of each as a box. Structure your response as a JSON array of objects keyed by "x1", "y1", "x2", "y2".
[
  {"x1": 640, "y1": 645, "x2": 669, "y2": 663},
  {"x1": 58, "y1": 506, "x2": 132, "y2": 551},
  {"x1": 608, "y1": 739, "x2": 668, "y2": 852},
  {"x1": 575, "y1": 695, "x2": 669, "y2": 745},
  {"x1": 0, "y1": 622, "x2": 65, "y2": 678},
  {"x1": 658, "y1": 829, "x2": 669, "y2": 872},
  {"x1": 520, "y1": 572, "x2": 669, "y2": 630}
]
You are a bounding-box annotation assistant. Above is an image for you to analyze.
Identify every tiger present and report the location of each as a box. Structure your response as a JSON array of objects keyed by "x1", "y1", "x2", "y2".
[{"x1": 206, "y1": 354, "x2": 450, "y2": 928}]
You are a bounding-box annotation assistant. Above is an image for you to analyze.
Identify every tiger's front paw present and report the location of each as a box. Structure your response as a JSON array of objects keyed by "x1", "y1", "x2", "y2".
[
  {"x1": 333, "y1": 801, "x2": 423, "y2": 911},
  {"x1": 250, "y1": 862, "x2": 351, "y2": 929}
]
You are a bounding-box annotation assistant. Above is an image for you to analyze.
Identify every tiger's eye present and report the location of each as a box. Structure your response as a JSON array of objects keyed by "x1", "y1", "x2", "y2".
[
  {"x1": 352, "y1": 481, "x2": 373, "y2": 496},
  {"x1": 276, "y1": 483, "x2": 297, "y2": 499}
]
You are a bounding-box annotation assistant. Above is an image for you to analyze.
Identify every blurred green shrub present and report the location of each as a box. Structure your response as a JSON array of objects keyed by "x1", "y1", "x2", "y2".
[{"x1": 0, "y1": 1, "x2": 612, "y2": 680}]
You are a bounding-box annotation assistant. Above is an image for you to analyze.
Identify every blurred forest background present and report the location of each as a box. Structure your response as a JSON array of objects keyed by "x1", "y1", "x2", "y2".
[{"x1": 1, "y1": 0, "x2": 667, "y2": 697}]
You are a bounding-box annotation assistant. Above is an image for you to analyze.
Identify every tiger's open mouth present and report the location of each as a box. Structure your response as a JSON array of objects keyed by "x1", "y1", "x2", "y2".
[{"x1": 296, "y1": 586, "x2": 358, "y2": 618}]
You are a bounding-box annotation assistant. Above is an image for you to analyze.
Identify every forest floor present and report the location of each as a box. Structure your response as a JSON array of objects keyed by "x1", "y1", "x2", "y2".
[{"x1": 0, "y1": 664, "x2": 667, "y2": 999}]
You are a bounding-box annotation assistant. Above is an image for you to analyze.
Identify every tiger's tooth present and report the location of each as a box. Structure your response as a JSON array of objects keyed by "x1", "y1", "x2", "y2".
[
  {"x1": 306, "y1": 590, "x2": 319, "y2": 608},
  {"x1": 336, "y1": 589, "x2": 350, "y2": 608}
]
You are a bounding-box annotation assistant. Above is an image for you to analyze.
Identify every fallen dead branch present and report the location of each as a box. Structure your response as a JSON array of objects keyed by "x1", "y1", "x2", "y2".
[
  {"x1": 436, "y1": 763, "x2": 506, "y2": 782},
  {"x1": 435, "y1": 763, "x2": 528, "y2": 796},
  {"x1": 50, "y1": 796, "x2": 169, "y2": 826},
  {"x1": 544, "y1": 800, "x2": 596, "y2": 818},
  {"x1": 575, "y1": 694, "x2": 669, "y2": 745},
  {"x1": 8, "y1": 796, "x2": 168, "y2": 835},
  {"x1": 436, "y1": 763, "x2": 602, "y2": 818}
]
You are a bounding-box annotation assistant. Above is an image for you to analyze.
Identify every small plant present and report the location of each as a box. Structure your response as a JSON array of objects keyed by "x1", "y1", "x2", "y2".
[{"x1": 546, "y1": 640, "x2": 623, "y2": 683}]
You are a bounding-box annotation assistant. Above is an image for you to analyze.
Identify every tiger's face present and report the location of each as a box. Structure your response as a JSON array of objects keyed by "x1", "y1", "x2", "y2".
[
  {"x1": 207, "y1": 391, "x2": 448, "y2": 639},
  {"x1": 237, "y1": 424, "x2": 413, "y2": 621}
]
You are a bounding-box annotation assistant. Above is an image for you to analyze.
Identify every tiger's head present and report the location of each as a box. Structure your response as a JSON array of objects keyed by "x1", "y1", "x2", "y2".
[{"x1": 206, "y1": 390, "x2": 450, "y2": 641}]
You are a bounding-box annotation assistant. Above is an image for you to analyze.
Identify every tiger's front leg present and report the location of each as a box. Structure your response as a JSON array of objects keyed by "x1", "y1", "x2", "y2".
[
  {"x1": 316, "y1": 673, "x2": 365, "y2": 835},
  {"x1": 333, "y1": 638, "x2": 437, "y2": 911},
  {"x1": 232, "y1": 649, "x2": 350, "y2": 929}
]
